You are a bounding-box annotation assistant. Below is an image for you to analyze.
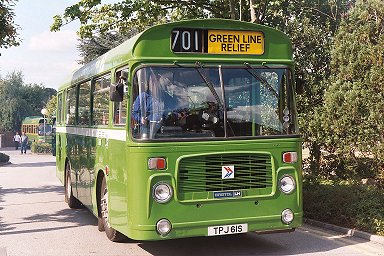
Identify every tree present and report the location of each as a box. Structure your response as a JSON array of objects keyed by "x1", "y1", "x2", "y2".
[
  {"x1": 0, "y1": 72, "x2": 57, "y2": 132},
  {"x1": 45, "y1": 95, "x2": 57, "y2": 121},
  {"x1": 77, "y1": 31, "x2": 134, "y2": 64},
  {"x1": 0, "y1": 0, "x2": 19, "y2": 51},
  {"x1": 51, "y1": 0, "x2": 168, "y2": 39},
  {"x1": 0, "y1": 71, "x2": 27, "y2": 131},
  {"x1": 284, "y1": 0, "x2": 353, "y2": 175},
  {"x1": 318, "y1": 0, "x2": 384, "y2": 181},
  {"x1": 50, "y1": 0, "x2": 296, "y2": 38}
]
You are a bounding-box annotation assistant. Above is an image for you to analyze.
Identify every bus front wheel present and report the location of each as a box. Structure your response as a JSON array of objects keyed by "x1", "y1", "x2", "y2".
[
  {"x1": 65, "y1": 163, "x2": 82, "y2": 209},
  {"x1": 99, "y1": 175, "x2": 126, "y2": 242}
]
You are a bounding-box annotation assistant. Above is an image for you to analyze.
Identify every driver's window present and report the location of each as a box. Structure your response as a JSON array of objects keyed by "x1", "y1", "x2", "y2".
[{"x1": 113, "y1": 67, "x2": 129, "y2": 125}]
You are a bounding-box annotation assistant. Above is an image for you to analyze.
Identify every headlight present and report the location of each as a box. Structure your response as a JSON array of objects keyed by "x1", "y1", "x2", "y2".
[
  {"x1": 156, "y1": 219, "x2": 172, "y2": 236},
  {"x1": 153, "y1": 182, "x2": 173, "y2": 203},
  {"x1": 281, "y1": 209, "x2": 294, "y2": 224},
  {"x1": 279, "y1": 175, "x2": 295, "y2": 194}
]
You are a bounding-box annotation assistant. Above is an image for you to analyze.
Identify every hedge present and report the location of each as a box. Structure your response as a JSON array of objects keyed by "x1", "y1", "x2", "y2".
[
  {"x1": 31, "y1": 141, "x2": 52, "y2": 154},
  {"x1": 303, "y1": 181, "x2": 384, "y2": 235}
]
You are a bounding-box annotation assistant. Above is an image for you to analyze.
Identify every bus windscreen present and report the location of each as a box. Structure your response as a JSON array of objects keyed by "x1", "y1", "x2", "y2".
[{"x1": 131, "y1": 66, "x2": 297, "y2": 140}]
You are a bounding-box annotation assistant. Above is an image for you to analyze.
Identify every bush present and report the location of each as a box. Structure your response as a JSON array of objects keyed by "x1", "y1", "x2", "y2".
[
  {"x1": 304, "y1": 181, "x2": 384, "y2": 235},
  {"x1": 304, "y1": 152, "x2": 384, "y2": 188},
  {"x1": 31, "y1": 141, "x2": 52, "y2": 154},
  {"x1": 0, "y1": 152, "x2": 10, "y2": 163}
]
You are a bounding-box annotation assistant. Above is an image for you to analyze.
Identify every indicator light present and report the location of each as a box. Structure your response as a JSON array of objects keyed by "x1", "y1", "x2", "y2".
[
  {"x1": 282, "y1": 152, "x2": 298, "y2": 163},
  {"x1": 148, "y1": 158, "x2": 167, "y2": 170}
]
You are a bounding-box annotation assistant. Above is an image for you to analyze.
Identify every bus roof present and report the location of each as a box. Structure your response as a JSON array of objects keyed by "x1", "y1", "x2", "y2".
[
  {"x1": 22, "y1": 116, "x2": 44, "y2": 125},
  {"x1": 59, "y1": 19, "x2": 292, "y2": 90}
]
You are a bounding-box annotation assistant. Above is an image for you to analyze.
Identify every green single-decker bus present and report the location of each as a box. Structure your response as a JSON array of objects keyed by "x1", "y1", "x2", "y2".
[
  {"x1": 21, "y1": 116, "x2": 52, "y2": 143},
  {"x1": 55, "y1": 19, "x2": 303, "y2": 242}
]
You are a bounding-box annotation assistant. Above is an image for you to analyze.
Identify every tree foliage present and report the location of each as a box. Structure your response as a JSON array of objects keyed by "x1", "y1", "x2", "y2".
[
  {"x1": 285, "y1": 0, "x2": 353, "y2": 174},
  {"x1": 0, "y1": 0, "x2": 19, "y2": 51},
  {"x1": 317, "y1": 0, "x2": 384, "y2": 181},
  {"x1": 77, "y1": 32, "x2": 134, "y2": 64},
  {"x1": 45, "y1": 95, "x2": 57, "y2": 120},
  {"x1": 0, "y1": 72, "x2": 57, "y2": 132},
  {"x1": 51, "y1": 1, "x2": 348, "y2": 38}
]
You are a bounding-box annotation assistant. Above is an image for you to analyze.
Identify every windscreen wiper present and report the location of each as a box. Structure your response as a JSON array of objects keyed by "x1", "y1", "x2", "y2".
[
  {"x1": 194, "y1": 62, "x2": 224, "y2": 110},
  {"x1": 194, "y1": 62, "x2": 237, "y2": 136},
  {"x1": 244, "y1": 63, "x2": 279, "y2": 98}
]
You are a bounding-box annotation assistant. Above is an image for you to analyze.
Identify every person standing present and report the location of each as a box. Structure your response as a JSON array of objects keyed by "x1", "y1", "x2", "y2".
[
  {"x1": 13, "y1": 132, "x2": 21, "y2": 150},
  {"x1": 20, "y1": 132, "x2": 28, "y2": 154}
]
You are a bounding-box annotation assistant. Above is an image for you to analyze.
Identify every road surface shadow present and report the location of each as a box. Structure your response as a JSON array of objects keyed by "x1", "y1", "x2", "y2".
[
  {"x1": 9, "y1": 161, "x2": 56, "y2": 168},
  {"x1": 0, "y1": 185, "x2": 12, "y2": 233},
  {"x1": 22, "y1": 208, "x2": 96, "y2": 226},
  {"x1": 0, "y1": 185, "x2": 63, "y2": 195},
  {"x1": 138, "y1": 229, "x2": 371, "y2": 256},
  {"x1": 0, "y1": 206, "x2": 96, "y2": 236},
  {"x1": 0, "y1": 185, "x2": 66, "y2": 234},
  {"x1": 139, "y1": 234, "x2": 285, "y2": 256}
]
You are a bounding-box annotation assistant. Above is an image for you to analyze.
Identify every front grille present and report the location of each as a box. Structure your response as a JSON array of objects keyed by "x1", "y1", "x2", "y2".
[{"x1": 177, "y1": 153, "x2": 273, "y2": 196}]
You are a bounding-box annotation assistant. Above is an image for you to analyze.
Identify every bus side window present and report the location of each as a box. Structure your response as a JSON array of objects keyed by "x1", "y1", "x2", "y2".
[
  {"x1": 113, "y1": 68, "x2": 128, "y2": 125},
  {"x1": 110, "y1": 69, "x2": 127, "y2": 102},
  {"x1": 57, "y1": 93, "x2": 63, "y2": 125},
  {"x1": 66, "y1": 86, "x2": 77, "y2": 125},
  {"x1": 93, "y1": 74, "x2": 111, "y2": 126},
  {"x1": 78, "y1": 81, "x2": 91, "y2": 126}
]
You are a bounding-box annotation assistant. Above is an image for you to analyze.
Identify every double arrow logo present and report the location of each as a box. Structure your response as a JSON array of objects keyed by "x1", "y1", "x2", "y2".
[{"x1": 222, "y1": 165, "x2": 235, "y2": 179}]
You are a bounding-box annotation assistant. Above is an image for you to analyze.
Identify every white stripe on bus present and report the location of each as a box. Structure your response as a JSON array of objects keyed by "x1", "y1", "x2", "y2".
[{"x1": 56, "y1": 126, "x2": 126, "y2": 142}]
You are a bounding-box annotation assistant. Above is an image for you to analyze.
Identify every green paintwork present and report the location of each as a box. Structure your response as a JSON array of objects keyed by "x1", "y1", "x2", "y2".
[
  {"x1": 22, "y1": 116, "x2": 44, "y2": 125},
  {"x1": 56, "y1": 19, "x2": 302, "y2": 241}
]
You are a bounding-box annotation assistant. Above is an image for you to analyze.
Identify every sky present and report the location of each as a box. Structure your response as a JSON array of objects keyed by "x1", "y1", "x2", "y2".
[{"x1": 0, "y1": 0, "x2": 83, "y2": 90}]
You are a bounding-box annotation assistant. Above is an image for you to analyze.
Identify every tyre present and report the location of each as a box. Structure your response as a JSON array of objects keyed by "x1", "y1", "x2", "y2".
[
  {"x1": 65, "y1": 162, "x2": 82, "y2": 209},
  {"x1": 99, "y1": 175, "x2": 126, "y2": 242}
]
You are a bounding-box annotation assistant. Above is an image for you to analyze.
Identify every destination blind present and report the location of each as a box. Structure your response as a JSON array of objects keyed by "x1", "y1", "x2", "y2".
[
  {"x1": 208, "y1": 30, "x2": 264, "y2": 54},
  {"x1": 171, "y1": 28, "x2": 264, "y2": 55}
]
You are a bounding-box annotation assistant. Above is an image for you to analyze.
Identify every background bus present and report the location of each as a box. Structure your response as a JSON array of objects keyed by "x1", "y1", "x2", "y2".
[
  {"x1": 21, "y1": 116, "x2": 52, "y2": 143},
  {"x1": 56, "y1": 19, "x2": 303, "y2": 242}
]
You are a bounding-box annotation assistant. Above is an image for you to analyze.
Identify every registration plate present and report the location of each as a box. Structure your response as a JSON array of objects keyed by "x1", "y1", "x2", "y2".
[{"x1": 208, "y1": 223, "x2": 248, "y2": 236}]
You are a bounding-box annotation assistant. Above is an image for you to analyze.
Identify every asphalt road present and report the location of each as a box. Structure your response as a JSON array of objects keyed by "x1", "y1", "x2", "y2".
[{"x1": 0, "y1": 147, "x2": 383, "y2": 256}]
